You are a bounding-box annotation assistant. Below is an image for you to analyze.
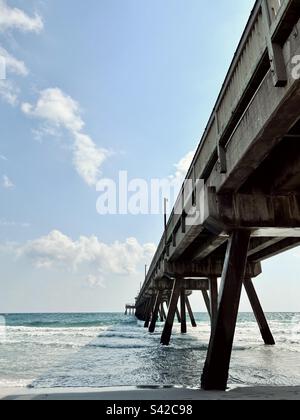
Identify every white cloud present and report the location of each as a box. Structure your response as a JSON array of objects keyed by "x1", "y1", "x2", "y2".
[
  {"x1": 0, "y1": 219, "x2": 30, "y2": 228},
  {"x1": 0, "y1": 47, "x2": 27, "y2": 104},
  {"x1": 2, "y1": 174, "x2": 14, "y2": 189},
  {"x1": 22, "y1": 88, "x2": 84, "y2": 132},
  {"x1": 173, "y1": 150, "x2": 195, "y2": 184},
  {"x1": 0, "y1": 79, "x2": 19, "y2": 105},
  {"x1": 73, "y1": 133, "x2": 110, "y2": 187},
  {"x1": 6, "y1": 230, "x2": 156, "y2": 287},
  {"x1": 0, "y1": 154, "x2": 7, "y2": 161},
  {"x1": 0, "y1": 46, "x2": 28, "y2": 76},
  {"x1": 0, "y1": 0, "x2": 43, "y2": 33},
  {"x1": 22, "y1": 88, "x2": 109, "y2": 186},
  {"x1": 0, "y1": 2, "x2": 43, "y2": 104},
  {"x1": 86, "y1": 274, "x2": 106, "y2": 289}
]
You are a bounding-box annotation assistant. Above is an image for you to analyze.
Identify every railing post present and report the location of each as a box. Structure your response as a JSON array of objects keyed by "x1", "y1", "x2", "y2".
[{"x1": 262, "y1": 0, "x2": 287, "y2": 87}]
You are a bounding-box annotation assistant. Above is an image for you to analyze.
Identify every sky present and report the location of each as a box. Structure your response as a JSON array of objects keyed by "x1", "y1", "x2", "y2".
[{"x1": 0, "y1": 0, "x2": 299, "y2": 313}]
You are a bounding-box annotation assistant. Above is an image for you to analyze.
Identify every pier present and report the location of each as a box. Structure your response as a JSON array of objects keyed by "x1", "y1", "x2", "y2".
[
  {"x1": 130, "y1": 0, "x2": 300, "y2": 391},
  {"x1": 125, "y1": 305, "x2": 136, "y2": 316}
]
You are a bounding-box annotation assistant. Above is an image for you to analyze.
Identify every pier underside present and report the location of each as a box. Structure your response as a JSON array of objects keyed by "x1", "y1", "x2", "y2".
[{"x1": 134, "y1": 0, "x2": 300, "y2": 391}]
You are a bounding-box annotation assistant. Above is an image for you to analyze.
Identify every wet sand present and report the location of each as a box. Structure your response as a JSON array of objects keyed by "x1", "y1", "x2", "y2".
[{"x1": 1, "y1": 385, "x2": 300, "y2": 400}]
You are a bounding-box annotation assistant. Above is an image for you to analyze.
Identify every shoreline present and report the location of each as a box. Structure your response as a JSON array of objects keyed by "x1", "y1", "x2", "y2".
[{"x1": 1, "y1": 385, "x2": 300, "y2": 400}]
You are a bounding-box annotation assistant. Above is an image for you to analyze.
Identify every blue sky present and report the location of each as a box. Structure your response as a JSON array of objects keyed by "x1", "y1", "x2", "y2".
[{"x1": 0, "y1": 0, "x2": 299, "y2": 313}]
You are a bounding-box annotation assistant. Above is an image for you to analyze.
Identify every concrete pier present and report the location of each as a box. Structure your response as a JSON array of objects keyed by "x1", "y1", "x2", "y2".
[
  {"x1": 125, "y1": 305, "x2": 136, "y2": 316},
  {"x1": 133, "y1": 0, "x2": 300, "y2": 391}
]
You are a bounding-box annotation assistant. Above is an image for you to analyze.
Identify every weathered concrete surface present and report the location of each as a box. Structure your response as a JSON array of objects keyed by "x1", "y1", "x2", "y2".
[{"x1": 136, "y1": 2, "x2": 300, "y2": 312}]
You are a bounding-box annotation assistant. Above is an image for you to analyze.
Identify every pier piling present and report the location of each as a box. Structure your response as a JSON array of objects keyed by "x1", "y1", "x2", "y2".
[
  {"x1": 180, "y1": 289, "x2": 187, "y2": 334},
  {"x1": 186, "y1": 296, "x2": 197, "y2": 328},
  {"x1": 161, "y1": 280, "x2": 181, "y2": 346},
  {"x1": 244, "y1": 277, "x2": 275, "y2": 345},
  {"x1": 201, "y1": 231, "x2": 251, "y2": 391},
  {"x1": 149, "y1": 291, "x2": 163, "y2": 333},
  {"x1": 202, "y1": 290, "x2": 211, "y2": 319},
  {"x1": 209, "y1": 277, "x2": 218, "y2": 329},
  {"x1": 144, "y1": 296, "x2": 155, "y2": 328}
]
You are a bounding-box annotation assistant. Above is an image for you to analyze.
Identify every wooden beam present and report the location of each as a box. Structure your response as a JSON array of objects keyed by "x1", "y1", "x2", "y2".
[
  {"x1": 201, "y1": 230, "x2": 251, "y2": 391},
  {"x1": 186, "y1": 296, "x2": 197, "y2": 328},
  {"x1": 161, "y1": 280, "x2": 181, "y2": 346},
  {"x1": 244, "y1": 277, "x2": 275, "y2": 345}
]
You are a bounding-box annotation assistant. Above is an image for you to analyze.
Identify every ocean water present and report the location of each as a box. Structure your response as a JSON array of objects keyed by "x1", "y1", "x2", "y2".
[{"x1": 0, "y1": 312, "x2": 300, "y2": 389}]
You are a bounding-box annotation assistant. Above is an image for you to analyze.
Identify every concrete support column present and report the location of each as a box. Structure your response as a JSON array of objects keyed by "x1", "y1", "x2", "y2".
[
  {"x1": 144, "y1": 296, "x2": 155, "y2": 329},
  {"x1": 180, "y1": 289, "x2": 187, "y2": 334},
  {"x1": 201, "y1": 230, "x2": 251, "y2": 391},
  {"x1": 244, "y1": 277, "x2": 275, "y2": 345},
  {"x1": 161, "y1": 280, "x2": 181, "y2": 346},
  {"x1": 160, "y1": 303, "x2": 167, "y2": 322},
  {"x1": 202, "y1": 290, "x2": 211, "y2": 319},
  {"x1": 186, "y1": 296, "x2": 197, "y2": 328},
  {"x1": 176, "y1": 307, "x2": 182, "y2": 323},
  {"x1": 209, "y1": 277, "x2": 218, "y2": 330},
  {"x1": 149, "y1": 291, "x2": 163, "y2": 333}
]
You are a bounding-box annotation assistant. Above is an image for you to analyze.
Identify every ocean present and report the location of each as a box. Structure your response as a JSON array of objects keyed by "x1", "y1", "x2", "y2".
[{"x1": 0, "y1": 312, "x2": 300, "y2": 389}]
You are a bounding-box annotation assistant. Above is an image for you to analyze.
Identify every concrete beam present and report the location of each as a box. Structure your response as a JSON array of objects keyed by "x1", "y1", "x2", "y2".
[
  {"x1": 209, "y1": 192, "x2": 300, "y2": 231},
  {"x1": 248, "y1": 237, "x2": 285, "y2": 257},
  {"x1": 249, "y1": 237, "x2": 300, "y2": 261},
  {"x1": 155, "y1": 277, "x2": 210, "y2": 292},
  {"x1": 262, "y1": 0, "x2": 287, "y2": 87},
  {"x1": 190, "y1": 236, "x2": 228, "y2": 262},
  {"x1": 156, "y1": 259, "x2": 262, "y2": 280}
]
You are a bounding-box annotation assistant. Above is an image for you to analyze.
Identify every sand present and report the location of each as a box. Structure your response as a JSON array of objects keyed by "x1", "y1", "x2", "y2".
[{"x1": 0, "y1": 385, "x2": 300, "y2": 400}]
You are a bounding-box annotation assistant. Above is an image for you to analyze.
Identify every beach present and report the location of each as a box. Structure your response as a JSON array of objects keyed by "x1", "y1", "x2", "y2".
[
  {"x1": 0, "y1": 313, "x2": 300, "y2": 399},
  {"x1": 1, "y1": 385, "x2": 300, "y2": 400}
]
